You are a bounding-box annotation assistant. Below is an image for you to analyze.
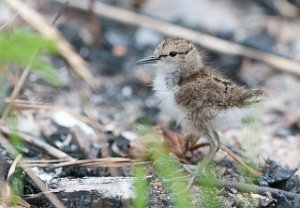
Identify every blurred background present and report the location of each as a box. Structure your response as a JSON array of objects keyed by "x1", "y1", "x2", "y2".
[{"x1": 1, "y1": 0, "x2": 300, "y2": 207}]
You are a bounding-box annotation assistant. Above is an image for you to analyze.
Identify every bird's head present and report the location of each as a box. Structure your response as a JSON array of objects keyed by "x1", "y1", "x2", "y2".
[{"x1": 137, "y1": 38, "x2": 203, "y2": 72}]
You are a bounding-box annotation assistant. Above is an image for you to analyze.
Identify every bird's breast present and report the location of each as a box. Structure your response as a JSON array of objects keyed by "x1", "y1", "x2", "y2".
[{"x1": 153, "y1": 73, "x2": 187, "y2": 123}]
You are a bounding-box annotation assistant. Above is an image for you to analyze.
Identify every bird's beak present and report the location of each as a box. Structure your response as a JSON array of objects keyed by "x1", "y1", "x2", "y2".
[{"x1": 136, "y1": 56, "x2": 160, "y2": 65}]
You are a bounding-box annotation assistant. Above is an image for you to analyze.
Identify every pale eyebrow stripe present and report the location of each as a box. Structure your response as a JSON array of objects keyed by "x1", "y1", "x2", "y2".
[{"x1": 159, "y1": 47, "x2": 193, "y2": 58}]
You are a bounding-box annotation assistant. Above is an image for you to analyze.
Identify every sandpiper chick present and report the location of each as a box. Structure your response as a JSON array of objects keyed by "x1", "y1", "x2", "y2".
[{"x1": 137, "y1": 37, "x2": 266, "y2": 189}]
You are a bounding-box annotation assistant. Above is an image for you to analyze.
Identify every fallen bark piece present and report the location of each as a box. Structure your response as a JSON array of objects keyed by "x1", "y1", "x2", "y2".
[
  {"x1": 44, "y1": 176, "x2": 300, "y2": 201},
  {"x1": 49, "y1": 177, "x2": 137, "y2": 199}
]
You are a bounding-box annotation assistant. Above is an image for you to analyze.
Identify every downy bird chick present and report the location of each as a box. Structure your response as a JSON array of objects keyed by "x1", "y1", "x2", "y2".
[{"x1": 137, "y1": 37, "x2": 266, "y2": 188}]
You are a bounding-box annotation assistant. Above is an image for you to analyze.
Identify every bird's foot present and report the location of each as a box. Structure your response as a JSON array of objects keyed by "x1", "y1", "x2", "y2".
[
  {"x1": 162, "y1": 163, "x2": 209, "y2": 195},
  {"x1": 162, "y1": 173, "x2": 193, "y2": 183}
]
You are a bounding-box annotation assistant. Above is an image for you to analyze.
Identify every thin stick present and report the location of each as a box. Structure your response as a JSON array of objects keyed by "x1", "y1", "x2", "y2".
[
  {"x1": 6, "y1": 101, "x2": 58, "y2": 110},
  {"x1": 20, "y1": 158, "x2": 69, "y2": 163},
  {"x1": 3, "y1": 0, "x2": 97, "y2": 89},
  {"x1": 199, "y1": 178, "x2": 300, "y2": 200},
  {"x1": 0, "y1": 136, "x2": 65, "y2": 208},
  {"x1": 89, "y1": 0, "x2": 101, "y2": 47},
  {"x1": 52, "y1": 0, "x2": 300, "y2": 76},
  {"x1": 1, "y1": 126, "x2": 75, "y2": 160},
  {"x1": 23, "y1": 167, "x2": 65, "y2": 208},
  {"x1": 5, "y1": 98, "x2": 105, "y2": 131},
  {"x1": 52, "y1": 1, "x2": 69, "y2": 25},
  {"x1": 220, "y1": 144, "x2": 262, "y2": 177},
  {"x1": 20, "y1": 157, "x2": 146, "y2": 168},
  {"x1": 188, "y1": 142, "x2": 262, "y2": 177},
  {"x1": 0, "y1": 52, "x2": 34, "y2": 124},
  {"x1": 0, "y1": 12, "x2": 19, "y2": 32}
]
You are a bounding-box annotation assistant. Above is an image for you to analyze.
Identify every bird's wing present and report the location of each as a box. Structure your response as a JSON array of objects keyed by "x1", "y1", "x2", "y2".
[{"x1": 175, "y1": 78, "x2": 245, "y2": 109}]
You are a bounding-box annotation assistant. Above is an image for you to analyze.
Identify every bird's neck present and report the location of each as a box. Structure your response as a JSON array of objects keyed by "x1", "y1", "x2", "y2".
[
  {"x1": 178, "y1": 57, "x2": 203, "y2": 79},
  {"x1": 164, "y1": 70, "x2": 180, "y2": 89},
  {"x1": 157, "y1": 57, "x2": 204, "y2": 89},
  {"x1": 163, "y1": 63, "x2": 204, "y2": 88}
]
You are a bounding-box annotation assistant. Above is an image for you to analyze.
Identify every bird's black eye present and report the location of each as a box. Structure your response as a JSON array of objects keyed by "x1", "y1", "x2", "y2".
[{"x1": 169, "y1": 51, "x2": 177, "y2": 57}]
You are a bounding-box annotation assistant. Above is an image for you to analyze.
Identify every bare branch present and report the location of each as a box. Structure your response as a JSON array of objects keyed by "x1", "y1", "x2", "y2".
[
  {"x1": 52, "y1": 0, "x2": 300, "y2": 77},
  {"x1": 1, "y1": 126, "x2": 75, "y2": 160}
]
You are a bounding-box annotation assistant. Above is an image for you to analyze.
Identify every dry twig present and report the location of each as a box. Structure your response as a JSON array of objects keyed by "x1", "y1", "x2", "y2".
[
  {"x1": 0, "y1": 126, "x2": 75, "y2": 160},
  {"x1": 199, "y1": 178, "x2": 300, "y2": 200},
  {"x1": 52, "y1": 1, "x2": 69, "y2": 25},
  {"x1": 0, "y1": 12, "x2": 19, "y2": 32},
  {"x1": 0, "y1": 136, "x2": 65, "y2": 208},
  {"x1": 0, "y1": 54, "x2": 34, "y2": 124},
  {"x1": 52, "y1": 0, "x2": 300, "y2": 76},
  {"x1": 4, "y1": 99, "x2": 105, "y2": 130},
  {"x1": 23, "y1": 166, "x2": 65, "y2": 208},
  {"x1": 21, "y1": 157, "x2": 146, "y2": 168},
  {"x1": 221, "y1": 145, "x2": 262, "y2": 177},
  {"x1": 89, "y1": 0, "x2": 102, "y2": 47},
  {"x1": 188, "y1": 143, "x2": 262, "y2": 177}
]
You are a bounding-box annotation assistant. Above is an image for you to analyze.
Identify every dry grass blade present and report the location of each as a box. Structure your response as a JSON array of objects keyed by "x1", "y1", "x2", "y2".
[
  {"x1": 21, "y1": 159, "x2": 70, "y2": 163},
  {"x1": 6, "y1": 154, "x2": 22, "y2": 179},
  {"x1": 5, "y1": 99, "x2": 58, "y2": 110},
  {"x1": 52, "y1": 0, "x2": 300, "y2": 77},
  {"x1": 3, "y1": 0, "x2": 97, "y2": 89},
  {"x1": 0, "y1": 195, "x2": 31, "y2": 208},
  {"x1": 0, "y1": 53, "x2": 34, "y2": 124},
  {"x1": 21, "y1": 157, "x2": 146, "y2": 168}
]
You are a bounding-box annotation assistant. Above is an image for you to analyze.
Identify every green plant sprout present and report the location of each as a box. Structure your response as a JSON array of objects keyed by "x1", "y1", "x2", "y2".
[
  {"x1": 0, "y1": 28, "x2": 60, "y2": 200},
  {"x1": 133, "y1": 164, "x2": 149, "y2": 208},
  {"x1": 132, "y1": 129, "x2": 191, "y2": 208},
  {"x1": 0, "y1": 28, "x2": 59, "y2": 86}
]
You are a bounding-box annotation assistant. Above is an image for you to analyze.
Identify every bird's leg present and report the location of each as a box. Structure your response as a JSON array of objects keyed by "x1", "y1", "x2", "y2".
[
  {"x1": 170, "y1": 131, "x2": 220, "y2": 194},
  {"x1": 195, "y1": 130, "x2": 220, "y2": 175},
  {"x1": 181, "y1": 131, "x2": 220, "y2": 191}
]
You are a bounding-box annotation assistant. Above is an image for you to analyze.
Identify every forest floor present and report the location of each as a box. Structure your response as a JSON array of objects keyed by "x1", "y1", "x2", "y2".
[{"x1": 1, "y1": 0, "x2": 300, "y2": 207}]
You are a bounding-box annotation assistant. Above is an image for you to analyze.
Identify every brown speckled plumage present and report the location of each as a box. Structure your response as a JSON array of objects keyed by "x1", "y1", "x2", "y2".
[
  {"x1": 137, "y1": 37, "x2": 266, "y2": 184},
  {"x1": 149, "y1": 37, "x2": 265, "y2": 136}
]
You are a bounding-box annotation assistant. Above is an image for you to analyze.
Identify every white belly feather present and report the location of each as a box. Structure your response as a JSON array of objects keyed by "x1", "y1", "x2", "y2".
[
  {"x1": 153, "y1": 73, "x2": 187, "y2": 124},
  {"x1": 152, "y1": 73, "x2": 258, "y2": 132}
]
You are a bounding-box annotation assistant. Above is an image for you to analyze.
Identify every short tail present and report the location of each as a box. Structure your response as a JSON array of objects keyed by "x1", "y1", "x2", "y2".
[{"x1": 241, "y1": 89, "x2": 268, "y2": 107}]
